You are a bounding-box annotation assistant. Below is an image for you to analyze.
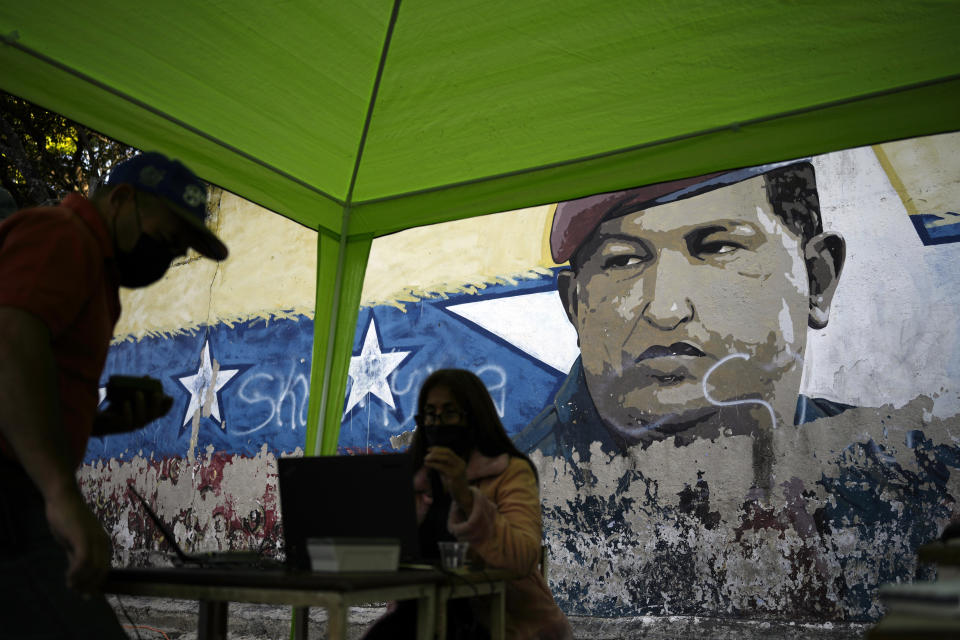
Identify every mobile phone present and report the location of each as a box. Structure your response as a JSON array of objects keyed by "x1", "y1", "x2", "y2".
[{"x1": 105, "y1": 375, "x2": 164, "y2": 406}]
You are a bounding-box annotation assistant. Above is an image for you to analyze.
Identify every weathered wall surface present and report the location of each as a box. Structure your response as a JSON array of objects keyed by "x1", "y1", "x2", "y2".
[
  {"x1": 341, "y1": 131, "x2": 960, "y2": 623},
  {"x1": 79, "y1": 132, "x2": 960, "y2": 628},
  {"x1": 79, "y1": 190, "x2": 316, "y2": 563}
]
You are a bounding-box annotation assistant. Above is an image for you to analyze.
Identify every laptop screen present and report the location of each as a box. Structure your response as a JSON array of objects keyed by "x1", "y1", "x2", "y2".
[{"x1": 277, "y1": 453, "x2": 421, "y2": 569}]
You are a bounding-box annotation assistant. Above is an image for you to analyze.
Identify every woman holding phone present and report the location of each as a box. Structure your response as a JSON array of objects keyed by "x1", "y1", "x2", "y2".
[{"x1": 363, "y1": 369, "x2": 571, "y2": 640}]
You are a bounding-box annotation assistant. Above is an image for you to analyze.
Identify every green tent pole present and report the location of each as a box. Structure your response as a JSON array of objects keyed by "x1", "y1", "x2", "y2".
[
  {"x1": 296, "y1": 224, "x2": 372, "y2": 640},
  {"x1": 304, "y1": 225, "x2": 372, "y2": 457},
  {"x1": 303, "y1": 228, "x2": 339, "y2": 457},
  {"x1": 320, "y1": 234, "x2": 371, "y2": 456}
]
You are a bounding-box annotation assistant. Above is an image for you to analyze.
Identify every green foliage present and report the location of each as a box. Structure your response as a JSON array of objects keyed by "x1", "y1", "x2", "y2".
[{"x1": 0, "y1": 91, "x2": 137, "y2": 209}]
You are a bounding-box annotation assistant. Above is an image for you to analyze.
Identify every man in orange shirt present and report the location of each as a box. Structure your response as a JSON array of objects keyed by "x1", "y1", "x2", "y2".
[{"x1": 0, "y1": 152, "x2": 227, "y2": 636}]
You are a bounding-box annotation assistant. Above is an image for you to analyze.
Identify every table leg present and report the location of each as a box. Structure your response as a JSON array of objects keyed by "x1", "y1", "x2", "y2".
[
  {"x1": 198, "y1": 600, "x2": 228, "y2": 640},
  {"x1": 488, "y1": 586, "x2": 505, "y2": 640},
  {"x1": 292, "y1": 606, "x2": 309, "y2": 640},
  {"x1": 327, "y1": 599, "x2": 348, "y2": 640},
  {"x1": 417, "y1": 586, "x2": 437, "y2": 640}
]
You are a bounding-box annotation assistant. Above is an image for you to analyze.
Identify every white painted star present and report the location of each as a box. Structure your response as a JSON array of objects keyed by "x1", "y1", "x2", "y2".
[
  {"x1": 446, "y1": 290, "x2": 580, "y2": 373},
  {"x1": 344, "y1": 317, "x2": 411, "y2": 416},
  {"x1": 178, "y1": 339, "x2": 240, "y2": 429}
]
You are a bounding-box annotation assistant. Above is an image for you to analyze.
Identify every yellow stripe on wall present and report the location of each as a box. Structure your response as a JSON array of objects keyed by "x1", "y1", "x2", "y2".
[
  {"x1": 113, "y1": 190, "x2": 318, "y2": 341},
  {"x1": 361, "y1": 203, "x2": 561, "y2": 310},
  {"x1": 873, "y1": 132, "x2": 960, "y2": 221}
]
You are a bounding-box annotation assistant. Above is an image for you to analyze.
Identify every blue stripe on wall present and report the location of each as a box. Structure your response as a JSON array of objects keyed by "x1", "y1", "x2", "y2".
[{"x1": 85, "y1": 314, "x2": 315, "y2": 463}]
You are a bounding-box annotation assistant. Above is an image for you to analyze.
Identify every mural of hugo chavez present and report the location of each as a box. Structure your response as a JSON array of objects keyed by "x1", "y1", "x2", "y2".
[{"x1": 516, "y1": 161, "x2": 850, "y2": 457}]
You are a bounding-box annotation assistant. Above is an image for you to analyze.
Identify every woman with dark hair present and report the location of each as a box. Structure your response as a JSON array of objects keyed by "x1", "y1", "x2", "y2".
[{"x1": 363, "y1": 369, "x2": 572, "y2": 640}]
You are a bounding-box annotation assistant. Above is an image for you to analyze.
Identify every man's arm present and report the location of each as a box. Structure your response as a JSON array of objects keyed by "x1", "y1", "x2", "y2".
[{"x1": 0, "y1": 305, "x2": 111, "y2": 592}]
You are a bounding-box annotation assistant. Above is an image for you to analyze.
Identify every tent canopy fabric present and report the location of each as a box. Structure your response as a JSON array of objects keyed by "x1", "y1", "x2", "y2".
[{"x1": 3, "y1": 1, "x2": 959, "y2": 453}]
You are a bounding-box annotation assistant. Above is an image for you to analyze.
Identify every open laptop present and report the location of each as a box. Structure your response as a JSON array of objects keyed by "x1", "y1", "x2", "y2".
[
  {"x1": 127, "y1": 486, "x2": 281, "y2": 569},
  {"x1": 277, "y1": 453, "x2": 421, "y2": 570}
]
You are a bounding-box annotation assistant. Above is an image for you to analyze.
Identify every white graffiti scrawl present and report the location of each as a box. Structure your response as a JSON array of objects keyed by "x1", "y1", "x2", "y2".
[{"x1": 235, "y1": 361, "x2": 310, "y2": 435}]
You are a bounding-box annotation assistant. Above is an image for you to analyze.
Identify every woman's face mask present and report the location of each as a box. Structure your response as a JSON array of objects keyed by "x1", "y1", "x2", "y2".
[{"x1": 420, "y1": 385, "x2": 474, "y2": 459}]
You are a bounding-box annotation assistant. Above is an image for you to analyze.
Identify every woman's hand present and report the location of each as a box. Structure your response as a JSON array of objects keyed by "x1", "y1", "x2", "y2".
[
  {"x1": 413, "y1": 469, "x2": 433, "y2": 525},
  {"x1": 424, "y1": 446, "x2": 473, "y2": 516}
]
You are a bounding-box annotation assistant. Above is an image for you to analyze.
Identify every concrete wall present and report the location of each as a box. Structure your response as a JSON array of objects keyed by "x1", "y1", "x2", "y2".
[
  {"x1": 81, "y1": 131, "x2": 960, "y2": 628},
  {"x1": 342, "y1": 131, "x2": 960, "y2": 623}
]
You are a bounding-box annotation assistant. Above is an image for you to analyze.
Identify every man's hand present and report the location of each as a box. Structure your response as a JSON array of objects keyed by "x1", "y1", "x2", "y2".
[
  {"x1": 424, "y1": 446, "x2": 473, "y2": 515},
  {"x1": 44, "y1": 483, "x2": 112, "y2": 593},
  {"x1": 93, "y1": 387, "x2": 173, "y2": 436}
]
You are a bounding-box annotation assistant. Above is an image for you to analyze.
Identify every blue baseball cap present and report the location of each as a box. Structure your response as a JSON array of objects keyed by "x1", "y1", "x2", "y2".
[{"x1": 105, "y1": 152, "x2": 228, "y2": 261}]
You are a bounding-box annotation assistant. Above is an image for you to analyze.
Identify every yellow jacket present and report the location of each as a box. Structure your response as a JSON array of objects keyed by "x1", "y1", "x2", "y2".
[{"x1": 447, "y1": 453, "x2": 572, "y2": 640}]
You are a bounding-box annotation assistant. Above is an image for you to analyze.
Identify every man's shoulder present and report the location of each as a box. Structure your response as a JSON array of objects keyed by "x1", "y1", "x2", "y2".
[
  {"x1": 514, "y1": 404, "x2": 562, "y2": 456},
  {"x1": 514, "y1": 360, "x2": 614, "y2": 457},
  {"x1": 3, "y1": 203, "x2": 76, "y2": 226},
  {"x1": 1, "y1": 203, "x2": 96, "y2": 247},
  {"x1": 513, "y1": 362, "x2": 586, "y2": 456},
  {"x1": 0, "y1": 201, "x2": 109, "y2": 332},
  {"x1": 796, "y1": 395, "x2": 855, "y2": 424},
  {"x1": 1, "y1": 204, "x2": 102, "y2": 272}
]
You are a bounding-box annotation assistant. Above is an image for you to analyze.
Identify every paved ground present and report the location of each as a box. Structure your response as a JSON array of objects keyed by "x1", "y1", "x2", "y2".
[{"x1": 111, "y1": 596, "x2": 871, "y2": 640}]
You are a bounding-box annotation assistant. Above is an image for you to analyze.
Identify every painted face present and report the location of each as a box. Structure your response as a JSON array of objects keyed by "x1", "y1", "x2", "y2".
[{"x1": 564, "y1": 176, "x2": 812, "y2": 445}]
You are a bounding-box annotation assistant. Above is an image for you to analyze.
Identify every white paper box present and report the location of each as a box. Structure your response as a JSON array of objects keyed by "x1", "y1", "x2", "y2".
[{"x1": 306, "y1": 538, "x2": 400, "y2": 572}]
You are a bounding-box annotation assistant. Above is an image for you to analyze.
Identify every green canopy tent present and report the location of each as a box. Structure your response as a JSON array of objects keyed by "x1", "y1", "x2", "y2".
[{"x1": 3, "y1": 1, "x2": 959, "y2": 456}]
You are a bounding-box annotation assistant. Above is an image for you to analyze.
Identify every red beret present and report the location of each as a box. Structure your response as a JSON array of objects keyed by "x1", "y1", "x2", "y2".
[
  {"x1": 549, "y1": 160, "x2": 813, "y2": 264},
  {"x1": 550, "y1": 172, "x2": 725, "y2": 264}
]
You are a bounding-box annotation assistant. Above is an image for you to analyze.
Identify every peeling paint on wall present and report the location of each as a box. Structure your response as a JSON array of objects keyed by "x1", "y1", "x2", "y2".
[
  {"x1": 83, "y1": 131, "x2": 960, "y2": 627},
  {"x1": 533, "y1": 399, "x2": 959, "y2": 619},
  {"x1": 80, "y1": 445, "x2": 294, "y2": 565}
]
